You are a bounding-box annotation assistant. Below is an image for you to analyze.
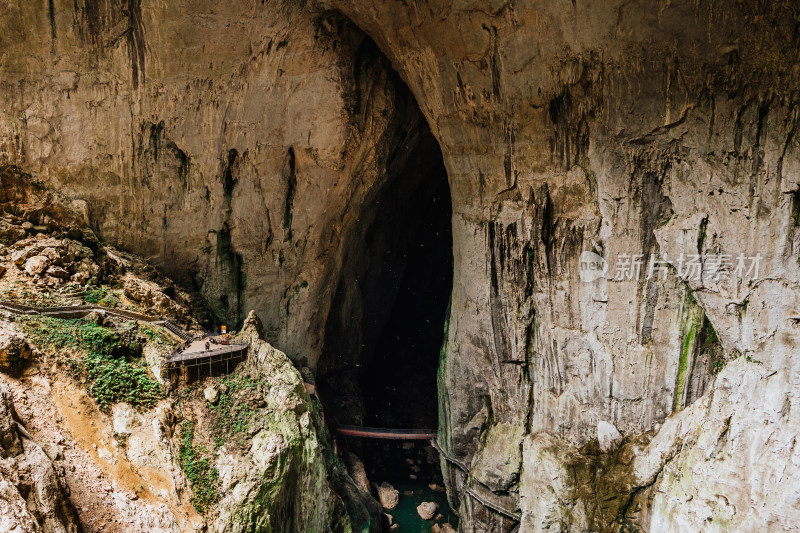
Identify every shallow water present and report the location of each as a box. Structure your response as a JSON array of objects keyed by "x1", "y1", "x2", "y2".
[{"x1": 388, "y1": 482, "x2": 458, "y2": 532}]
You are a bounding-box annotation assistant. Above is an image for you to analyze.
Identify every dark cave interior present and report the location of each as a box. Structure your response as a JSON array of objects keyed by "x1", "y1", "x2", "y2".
[{"x1": 317, "y1": 35, "x2": 453, "y2": 488}]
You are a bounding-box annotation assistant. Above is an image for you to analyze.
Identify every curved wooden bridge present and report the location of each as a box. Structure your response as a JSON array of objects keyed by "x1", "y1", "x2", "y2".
[{"x1": 335, "y1": 425, "x2": 436, "y2": 440}]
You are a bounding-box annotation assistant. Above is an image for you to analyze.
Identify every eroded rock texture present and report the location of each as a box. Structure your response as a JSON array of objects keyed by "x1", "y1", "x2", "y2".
[
  {"x1": 0, "y1": 382, "x2": 80, "y2": 533},
  {"x1": 1, "y1": 0, "x2": 799, "y2": 531}
]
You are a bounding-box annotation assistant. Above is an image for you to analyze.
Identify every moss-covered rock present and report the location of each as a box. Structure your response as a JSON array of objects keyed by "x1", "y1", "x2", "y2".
[{"x1": 207, "y1": 311, "x2": 361, "y2": 533}]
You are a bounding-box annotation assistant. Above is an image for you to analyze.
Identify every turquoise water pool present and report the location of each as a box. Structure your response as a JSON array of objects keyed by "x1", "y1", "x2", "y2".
[{"x1": 386, "y1": 482, "x2": 458, "y2": 532}]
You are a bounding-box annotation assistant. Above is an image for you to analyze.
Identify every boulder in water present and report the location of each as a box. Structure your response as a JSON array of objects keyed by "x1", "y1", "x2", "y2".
[
  {"x1": 417, "y1": 501, "x2": 438, "y2": 520},
  {"x1": 376, "y1": 481, "x2": 399, "y2": 510}
]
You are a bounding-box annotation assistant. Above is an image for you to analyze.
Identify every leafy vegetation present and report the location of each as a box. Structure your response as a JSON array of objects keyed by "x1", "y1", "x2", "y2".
[
  {"x1": 674, "y1": 291, "x2": 704, "y2": 411},
  {"x1": 138, "y1": 323, "x2": 178, "y2": 348},
  {"x1": 84, "y1": 352, "x2": 161, "y2": 411},
  {"x1": 179, "y1": 420, "x2": 220, "y2": 513},
  {"x1": 208, "y1": 374, "x2": 259, "y2": 448},
  {"x1": 704, "y1": 322, "x2": 727, "y2": 373},
  {"x1": 83, "y1": 286, "x2": 120, "y2": 307},
  {"x1": 18, "y1": 316, "x2": 161, "y2": 411}
]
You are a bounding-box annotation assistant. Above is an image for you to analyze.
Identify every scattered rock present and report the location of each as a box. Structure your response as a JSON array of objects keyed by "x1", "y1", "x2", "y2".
[
  {"x1": 375, "y1": 481, "x2": 399, "y2": 510},
  {"x1": 0, "y1": 330, "x2": 34, "y2": 375},
  {"x1": 43, "y1": 443, "x2": 63, "y2": 461},
  {"x1": 11, "y1": 248, "x2": 29, "y2": 267},
  {"x1": 23, "y1": 255, "x2": 50, "y2": 276},
  {"x1": 597, "y1": 420, "x2": 623, "y2": 453},
  {"x1": 46, "y1": 265, "x2": 70, "y2": 279},
  {"x1": 429, "y1": 483, "x2": 444, "y2": 492},
  {"x1": 204, "y1": 385, "x2": 220, "y2": 404},
  {"x1": 432, "y1": 524, "x2": 457, "y2": 533},
  {"x1": 0, "y1": 220, "x2": 26, "y2": 244},
  {"x1": 85, "y1": 311, "x2": 107, "y2": 326},
  {"x1": 417, "y1": 501, "x2": 438, "y2": 520},
  {"x1": 40, "y1": 247, "x2": 60, "y2": 262},
  {"x1": 71, "y1": 270, "x2": 90, "y2": 284}
]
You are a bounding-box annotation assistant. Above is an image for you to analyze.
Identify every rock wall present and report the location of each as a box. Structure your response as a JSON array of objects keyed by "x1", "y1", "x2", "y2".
[
  {"x1": 2, "y1": 0, "x2": 800, "y2": 531},
  {"x1": 211, "y1": 311, "x2": 370, "y2": 533},
  {"x1": 0, "y1": 382, "x2": 81, "y2": 533},
  {"x1": 0, "y1": 0, "x2": 414, "y2": 364}
]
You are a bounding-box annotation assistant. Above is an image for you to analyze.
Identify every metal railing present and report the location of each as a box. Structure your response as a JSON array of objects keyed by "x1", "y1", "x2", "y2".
[{"x1": 430, "y1": 437, "x2": 522, "y2": 523}]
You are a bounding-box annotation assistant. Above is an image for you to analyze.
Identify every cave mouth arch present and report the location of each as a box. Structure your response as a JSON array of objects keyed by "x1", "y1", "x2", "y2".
[{"x1": 317, "y1": 35, "x2": 453, "y2": 485}]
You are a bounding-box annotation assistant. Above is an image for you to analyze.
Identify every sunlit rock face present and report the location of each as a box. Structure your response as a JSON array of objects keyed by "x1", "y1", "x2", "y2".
[{"x1": 2, "y1": 0, "x2": 799, "y2": 531}]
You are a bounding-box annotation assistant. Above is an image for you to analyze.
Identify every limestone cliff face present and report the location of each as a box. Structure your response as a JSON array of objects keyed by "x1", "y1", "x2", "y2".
[{"x1": 1, "y1": 0, "x2": 799, "y2": 531}]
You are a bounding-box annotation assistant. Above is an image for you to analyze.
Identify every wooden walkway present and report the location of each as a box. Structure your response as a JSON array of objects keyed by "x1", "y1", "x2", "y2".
[
  {"x1": 431, "y1": 437, "x2": 522, "y2": 525},
  {"x1": 329, "y1": 422, "x2": 522, "y2": 525},
  {"x1": 0, "y1": 299, "x2": 247, "y2": 371}
]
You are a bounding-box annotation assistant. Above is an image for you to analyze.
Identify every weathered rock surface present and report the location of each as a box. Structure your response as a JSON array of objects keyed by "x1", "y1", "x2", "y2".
[
  {"x1": 0, "y1": 327, "x2": 34, "y2": 376},
  {"x1": 597, "y1": 421, "x2": 623, "y2": 453},
  {"x1": 0, "y1": 382, "x2": 80, "y2": 532},
  {"x1": 1, "y1": 1, "x2": 799, "y2": 531},
  {"x1": 209, "y1": 311, "x2": 362, "y2": 532},
  {"x1": 470, "y1": 422, "x2": 523, "y2": 492}
]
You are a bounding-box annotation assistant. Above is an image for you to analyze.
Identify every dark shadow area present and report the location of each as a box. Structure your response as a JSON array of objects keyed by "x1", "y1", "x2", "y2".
[
  {"x1": 359, "y1": 167, "x2": 452, "y2": 431},
  {"x1": 316, "y1": 36, "x2": 453, "y2": 499}
]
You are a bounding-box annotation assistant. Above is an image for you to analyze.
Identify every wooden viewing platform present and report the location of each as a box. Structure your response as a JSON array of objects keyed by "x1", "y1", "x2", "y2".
[{"x1": 164, "y1": 338, "x2": 248, "y2": 376}]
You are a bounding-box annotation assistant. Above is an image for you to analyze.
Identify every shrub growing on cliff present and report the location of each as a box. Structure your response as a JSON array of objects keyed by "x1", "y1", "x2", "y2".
[
  {"x1": 84, "y1": 353, "x2": 161, "y2": 410},
  {"x1": 18, "y1": 316, "x2": 161, "y2": 411},
  {"x1": 84, "y1": 287, "x2": 120, "y2": 307},
  {"x1": 208, "y1": 374, "x2": 258, "y2": 448},
  {"x1": 179, "y1": 420, "x2": 220, "y2": 513}
]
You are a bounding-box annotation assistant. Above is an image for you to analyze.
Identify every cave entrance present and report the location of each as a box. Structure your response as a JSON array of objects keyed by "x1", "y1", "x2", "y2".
[
  {"x1": 317, "y1": 37, "x2": 453, "y2": 494},
  {"x1": 358, "y1": 168, "x2": 452, "y2": 433}
]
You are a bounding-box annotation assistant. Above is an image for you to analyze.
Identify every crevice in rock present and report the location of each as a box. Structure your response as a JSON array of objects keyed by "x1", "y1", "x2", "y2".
[
  {"x1": 282, "y1": 147, "x2": 296, "y2": 241},
  {"x1": 47, "y1": 0, "x2": 57, "y2": 52},
  {"x1": 673, "y1": 285, "x2": 724, "y2": 411},
  {"x1": 76, "y1": 0, "x2": 147, "y2": 87},
  {"x1": 221, "y1": 148, "x2": 240, "y2": 205}
]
